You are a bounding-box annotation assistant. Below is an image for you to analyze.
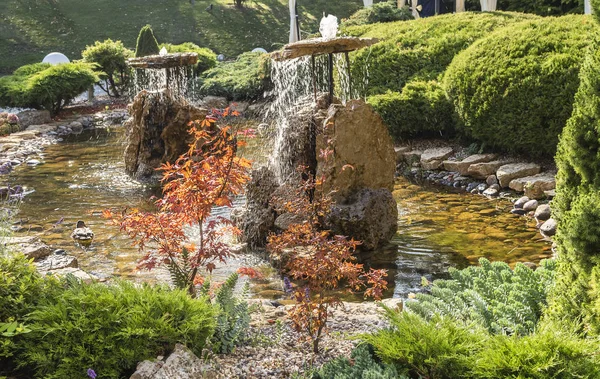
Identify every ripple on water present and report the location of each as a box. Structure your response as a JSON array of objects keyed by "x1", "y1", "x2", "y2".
[{"x1": 2, "y1": 128, "x2": 552, "y2": 299}]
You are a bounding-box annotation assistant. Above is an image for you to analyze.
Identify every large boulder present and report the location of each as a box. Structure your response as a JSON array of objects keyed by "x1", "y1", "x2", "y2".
[
  {"x1": 496, "y1": 162, "x2": 541, "y2": 188},
  {"x1": 316, "y1": 99, "x2": 395, "y2": 202},
  {"x1": 124, "y1": 89, "x2": 207, "y2": 178},
  {"x1": 328, "y1": 188, "x2": 398, "y2": 250},
  {"x1": 16, "y1": 110, "x2": 51, "y2": 128}
]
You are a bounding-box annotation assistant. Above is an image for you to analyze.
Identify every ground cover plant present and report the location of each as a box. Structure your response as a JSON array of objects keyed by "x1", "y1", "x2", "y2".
[
  {"x1": 198, "y1": 52, "x2": 271, "y2": 100},
  {"x1": 443, "y1": 15, "x2": 597, "y2": 158},
  {"x1": 408, "y1": 258, "x2": 556, "y2": 335}
]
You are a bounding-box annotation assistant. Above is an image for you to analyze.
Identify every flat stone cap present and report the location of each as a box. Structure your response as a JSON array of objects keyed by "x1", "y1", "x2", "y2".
[
  {"x1": 127, "y1": 52, "x2": 198, "y2": 69},
  {"x1": 271, "y1": 37, "x2": 379, "y2": 61}
]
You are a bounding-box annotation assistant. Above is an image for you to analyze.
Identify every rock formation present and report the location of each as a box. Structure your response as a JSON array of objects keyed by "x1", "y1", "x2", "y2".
[
  {"x1": 123, "y1": 89, "x2": 206, "y2": 178},
  {"x1": 239, "y1": 97, "x2": 397, "y2": 251}
]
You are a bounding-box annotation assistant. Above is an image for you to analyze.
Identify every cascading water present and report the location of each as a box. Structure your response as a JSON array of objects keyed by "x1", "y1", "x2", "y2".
[
  {"x1": 266, "y1": 50, "x2": 370, "y2": 184},
  {"x1": 130, "y1": 66, "x2": 196, "y2": 100}
]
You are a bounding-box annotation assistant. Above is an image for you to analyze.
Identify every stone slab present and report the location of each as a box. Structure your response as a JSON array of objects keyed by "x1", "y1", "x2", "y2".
[
  {"x1": 508, "y1": 173, "x2": 556, "y2": 199},
  {"x1": 496, "y1": 163, "x2": 541, "y2": 188}
]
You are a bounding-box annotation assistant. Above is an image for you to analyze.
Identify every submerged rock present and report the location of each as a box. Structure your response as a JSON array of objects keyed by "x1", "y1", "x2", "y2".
[{"x1": 328, "y1": 188, "x2": 398, "y2": 251}]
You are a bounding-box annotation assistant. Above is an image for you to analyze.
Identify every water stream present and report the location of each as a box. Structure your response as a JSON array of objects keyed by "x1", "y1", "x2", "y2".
[{"x1": 1, "y1": 127, "x2": 551, "y2": 298}]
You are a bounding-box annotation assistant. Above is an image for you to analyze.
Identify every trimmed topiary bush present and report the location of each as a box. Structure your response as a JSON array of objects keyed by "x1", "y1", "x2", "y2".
[
  {"x1": 197, "y1": 52, "x2": 270, "y2": 101},
  {"x1": 342, "y1": 1, "x2": 413, "y2": 27},
  {"x1": 346, "y1": 12, "x2": 539, "y2": 96},
  {"x1": 16, "y1": 278, "x2": 215, "y2": 379},
  {"x1": 545, "y1": 35, "x2": 600, "y2": 334},
  {"x1": 82, "y1": 39, "x2": 133, "y2": 97},
  {"x1": 368, "y1": 80, "x2": 454, "y2": 141},
  {"x1": 443, "y1": 15, "x2": 597, "y2": 158},
  {"x1": 0, "y1": 62, "x2": 98, "y2": 115},
  {"x1": 160, "y1": 42, "x2": 217, "y2": 75},
  {"x1": 135, "y1": 24, "x2": 160, "y2": 57}
]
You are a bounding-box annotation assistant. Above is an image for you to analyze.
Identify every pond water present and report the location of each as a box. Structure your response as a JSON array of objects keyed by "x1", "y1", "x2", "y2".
[{"x1": 2, "y1": 127, "x2": 552, "y2": 298}]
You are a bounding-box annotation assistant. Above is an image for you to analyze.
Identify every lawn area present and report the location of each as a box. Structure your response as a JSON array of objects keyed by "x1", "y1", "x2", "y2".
[{"x1": 0, "y1": 0, "x2": 361, "y2": 74}]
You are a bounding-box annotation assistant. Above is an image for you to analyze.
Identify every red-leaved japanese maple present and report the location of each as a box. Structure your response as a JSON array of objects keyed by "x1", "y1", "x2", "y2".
[
  {"x1": 267, "y1": 126, "x2": 388, "y2": 353},
  {"x1": 105, "y1": 114, "x2": 251, "y2": 296}
]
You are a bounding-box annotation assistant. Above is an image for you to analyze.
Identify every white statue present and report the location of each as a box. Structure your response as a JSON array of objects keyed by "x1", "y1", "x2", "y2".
[
  {"x1": 319, "y1": 14, "x2": 338, "y2": 39},
  {"x1": 159, "y1": 47, "x2": 168, "y2": 56}
]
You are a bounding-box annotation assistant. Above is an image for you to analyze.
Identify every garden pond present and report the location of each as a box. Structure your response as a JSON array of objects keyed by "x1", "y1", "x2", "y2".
[{"x1": 1, "y1": 126, "x2": 552, "y2": 299}]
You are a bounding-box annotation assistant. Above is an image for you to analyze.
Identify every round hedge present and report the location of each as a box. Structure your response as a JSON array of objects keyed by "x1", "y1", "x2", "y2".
[
  {"x1": 545, "y1": 36, "x2": 600, "y2": 334},
  {"x1": 368, "y1": 80, "x2": 454, "y2": 141},
  {"x1": 346, "y1": 12, "x2": 539, "y2": 96},
  {"x1": 443, "y1": 15, "x2": 597, "y2": 158}
]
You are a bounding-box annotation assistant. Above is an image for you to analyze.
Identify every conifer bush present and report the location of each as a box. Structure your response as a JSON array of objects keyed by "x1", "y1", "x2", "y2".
[
  {"x1": 368, "y1": 80, "x2": 454, "y2": 141},
  {"x1": 341, "y1": 1, "x2": 413, "y2": 27},
  {"x1": 443, "y1": 15, "x2": 596, "y2": 158},
  {"x1": 16, "y1": 278, "x2": 215, "y2": 379},
  {"x1": 82, "y1": 39, "x2": 133, "y2": 97},
  {"x1": 545, "y1": 35, "x2": 600, "y2": 333},
  {"x1": 0, "y1": 62, "x2": 98, "y2": 115},
  {"x1": 160, "y1": 42, "x2": 217, "y2": 75},
  {"x1": 134, "y1": 24, "x2": 160, "y2": 57},
  {"x1": 345, "y1": 12, "x2": 538, "y2": 96},
  {"x1": 197, "y1": 52, "x2": 271, "y2": 100}
]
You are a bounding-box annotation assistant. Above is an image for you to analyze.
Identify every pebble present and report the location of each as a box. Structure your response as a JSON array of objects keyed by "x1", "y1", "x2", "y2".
[
  {"x1": 514, "y1": 196, "x2": 530, "y2": 209},
  {"x1": 523, "y1": 199, "x2": 539, "y2": 212}
]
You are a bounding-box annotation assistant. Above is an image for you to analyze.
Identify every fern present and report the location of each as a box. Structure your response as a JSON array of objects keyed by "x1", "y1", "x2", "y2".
[
  {"x1": 167, "y1": 247, "x2": 193, "y2": 291},
  {"x1": 210, "y1": 273, "x2": 251, "y2": 354},
  {"x1": 407, "y1": 258, "x2": 556, "y2": 335}
]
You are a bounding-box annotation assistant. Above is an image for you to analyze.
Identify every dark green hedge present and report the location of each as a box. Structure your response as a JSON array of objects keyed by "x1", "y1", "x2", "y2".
[
  {"x1": 160, "y1": 42, "x2": 217, "y2": 75},
  {"x1": 197, "y1": 52, "x2": 270, "y2": 101},
  {"x1": 368, "y1": 80, "x2": 454, "y2": 141},
  {"x1": 443, "y1": 15, "x2": 596, "y2": 158},
  {"x1": 346, "y1": 12, "x2": 539, "y2": 96},
  {"x1": 545, "y1": 36, "x2": 600, "y2": 334},
  {"x1": 82, "y1": 39, "x2": 133, "y2": 97}
]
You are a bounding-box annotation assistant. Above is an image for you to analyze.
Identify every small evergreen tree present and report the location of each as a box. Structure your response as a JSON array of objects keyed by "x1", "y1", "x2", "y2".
[{"x1": 134, "y1": 24, "x2": 160, "y2": 57}]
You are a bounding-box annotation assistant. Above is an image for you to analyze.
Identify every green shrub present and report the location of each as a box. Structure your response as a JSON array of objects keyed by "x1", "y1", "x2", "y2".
[
  {"x1": 545, "y1": 35, "x2": 600, "y2": 334},
  {"x1": 342, "y1": 1, "x2": 413, "y2": 27},
  {"x1": 443, "y1": 15, "x2": 597, "y2": 158},
  {"x1": 408, "y1": 258, "x2": 555, "y2": 336},
  {"x1": 198, "y1": 52, "x2": 270, "y2": 101},
  {"x1": 0, "y1": 254, "x2": 59, "y2": 361},
  {"x1": 135, "y1": 24, "x2": 160, "y2": 57},
  {"x1": 346, "y1": 12, "x2": 539, "y2": 96},
  {"x1": 368, "y1": 80, "x2": 454, "y2": 141},
  {"x1": 0, "y1": 62, "x2": 99, "y2": 115},
  {"x1": 363, "y1": 307, "x2": 600, "y2": 379},
  {"x1": 15, "y1": 278, "x2": 215, "y2": 379},
  {"x1": 313, "y1": 343, "x2": 404, "y2": 379},
  {"x1": 160, "y1": 42, "x2": 217, "y2": 75},
  {"x1": 362, "y1": 309, "x2": 484, "y2": 378},
  {"x1": 82, "y1": 39, "x2": 133, "y2": 97}
]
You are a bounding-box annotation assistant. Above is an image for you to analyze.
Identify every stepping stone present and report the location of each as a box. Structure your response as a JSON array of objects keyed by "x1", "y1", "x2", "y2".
[
  {"x1": 508, "y1": 173, "x2": 556, "y2": 199},
  {"x1": 534, "y1": 204, "x2": 551, "y2": 222},
  {"x1": 468, "y1": 160, "x2": 511, "y2": 179},
  {"x1": 496, "y1": 163, "x2": 541, "y2": 188},
  {"x1": 443, "y1": 154, "x2": 497, "y2": 175},
  {"x1": 394, "y1": 146, "x2": 410, "y2": 163},
  {"x1": 421, "y1": 147, "x2": 453, "y2": 170},
  {"x1": 540, "y1": 218, "x2": 557, "y2": 238}
]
